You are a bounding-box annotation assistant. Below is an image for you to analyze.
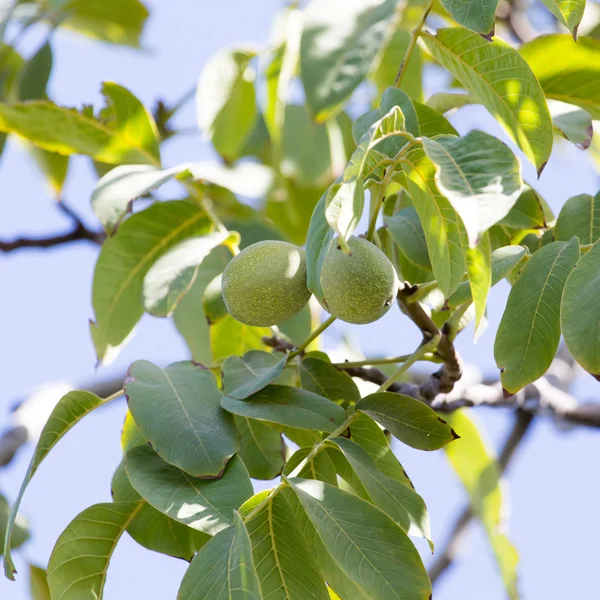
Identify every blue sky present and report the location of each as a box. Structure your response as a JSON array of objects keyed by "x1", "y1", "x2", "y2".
[{"x1": 1, "y1": 1, "x2": 599, "y2": 598}]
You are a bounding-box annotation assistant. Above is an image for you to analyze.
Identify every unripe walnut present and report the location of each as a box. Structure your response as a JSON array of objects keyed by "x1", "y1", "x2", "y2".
[
  {"x1": 222, "y1": 240, "x2": 311, "y2": 327},
  {"x1": 320, "y1": 236, "x2": 398, "y2": 324}
]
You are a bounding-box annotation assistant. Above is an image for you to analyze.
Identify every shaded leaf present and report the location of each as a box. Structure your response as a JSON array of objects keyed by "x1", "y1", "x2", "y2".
[
  {"x1": 3, "y1": 391, "x2": 109, "y2": 578},
  {"x1": 111, "y1": 461, "x2": 209, "y2": 560},
  {"x1": 445, "y1": 410, "x2": 519, "y2": 599},
  {"x1": 384, "y1": 207, "x2": 432, "y2": 269},
  {"x1": 202, "y1": 274, "x2": 228, "y2": 325},
  {"x1": 221, "y1": 385, "x2": 346, "y2": 432},
  {"x1": 421, "y1": 27, "x2": 553, "y2": 171},
  {"x1": 142, "y1": 233, "x2": 230, "y2": 317},
  {"x1": 125, "y1": 446, "x2": 252, "y2": 534},
  {"x1": 234, "y1": 416, "x2": 285, "y2": 480},
  {"x1": 324, "y1": 179, "x2": 365, "y2": 252},
  {"x1": 497, "y1": 186, "x2": 546, "y2": 230},
  {"x1": 299, "y1": 354, "x2": 360, "y2": 403},
  {"x1": 0, "y1": 495, "x2": 29, "y2": 558},
  {"x1": 29, "y1": 564, "x2": 50, "y2": 600},
  {"x1": 356, "y1": 391, "x2": 458, "y2": 450},
  {"x1": 440, "y1": 0, "x2": 498, "y2": 35},
  {"x1": 495, "y1": 238, "x2": 580, "y2": 394},
  {"x1": 47, "y1": 502, "x2": 142, "y2": 599},
  {"x1": 287, "y1": 478, "x2": 431, "y2": 600},
  {"x1": 196, "y1": 48, "x2": 257, "y2": 161},
  {"x1": 327, "y1": 437, "x2": 432, "y2": 548},
  {"x1": 539, "y1": 0, "x2": 584, "y2": 38},
  {"x1": 210, "y1": 314, "x2": 272, "y2": 362},
  {"x1": 125, "y1": 361, "x2": 239, "y2": 477},
  {"x1": 561, "y1": 239, "x2": 600, "y2": 376},
  {"x1": 243, "y1": 491, "x2": 329, "y2": 599},
  {"x1": 18, "y1": 42, "x2": 52, "y2": 102},
  {"x1": 178, "y1": 513, "x2": 262, "y2": 600},
  {"x1": 466, "y1": 233, "x2": 492, "y2": 337},
  {"x1": 426, "y1": 92, "x2": 474, "y2": 114},
  {"x1": 222, "y1": 350, "x2": 287, "y2": 401},
  {"x1": 447, "y1": 245, "x2": 527, "y2": 308},
  {"x1": 283, "y1": 447, "x2": 338, "y2": 486},
  {"x1": 520, "y1": 35, "x2": 600, "y2": 119},
  {"x1": 23, "y1": 144, "x2": 69, "y2": 198},
  {"x1": 555, "y1": 192, "x2": 600, "y2": 244},
  {"x1": 92, "y1": 201, "x2": 211, "y2": 361},
  {"x1": 300, "y1": 0, "x2": 399, "y2": 121},
  {"x1": 414, "y1": 101, "x2": 458, "y2": 137},
  {"x1": 549, "y1": 100, "x2": 593, "y2": 149}
]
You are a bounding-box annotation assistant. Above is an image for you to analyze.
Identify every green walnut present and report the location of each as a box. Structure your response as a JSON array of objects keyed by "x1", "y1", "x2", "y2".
[
  {"x1": 321, "y1": 236, "x2": 398, "y2": 324},
  {"x1": 222, "y1": 240, "x2": 311, "y2": 326}
]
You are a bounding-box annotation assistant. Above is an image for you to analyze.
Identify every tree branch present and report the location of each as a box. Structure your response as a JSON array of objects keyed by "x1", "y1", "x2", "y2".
[{"x1": 428, "y1": 410, "x2": 535, "y2": 585}]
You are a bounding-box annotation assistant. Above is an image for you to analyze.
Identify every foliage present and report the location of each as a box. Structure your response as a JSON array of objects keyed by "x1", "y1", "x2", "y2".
[{"x1": 1, "y1": 0, "x2": 599, "y2": 599}]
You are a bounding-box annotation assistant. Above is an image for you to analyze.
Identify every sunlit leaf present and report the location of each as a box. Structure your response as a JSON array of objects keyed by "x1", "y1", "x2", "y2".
[
  {"x1": 466, "y1": 233, "x2": 492, "y2": 338},
  {"x1": 520, "y1": 35, "x2": 600, "y2": 119},
  {"x1": 210, "y1": 314, "x2": 272, "y2": 362},
  {"x1": 0, "y1": 495, "x2": 28, "y2": 559},
  {"x1": 497, "y1": 186, "x2": 547, "y2": 230},
  {"x1": 300, "y1": 0, "x2": 399, "y2": 121},
  {"x1": 324, "y1": 179, "x2": 365, "y2": 251},
  {"x1": 555, "y1": 192, "x2": 600, "y2": 244},
  {"x1": 414, "y1": 101, "x2": 458, "y2": 137},
  {"x1": 495, "y1": 238, "x2": 580, "y2": 394},
  {"x1": 222, "y1": 385, "x2": 346, "y2": 432},
  {"x1": 92, "y1": 201, "x2": 211, "y2": 362},
  {"x1": 287, "y1": 478, "x2": 431, "y2": 600},
  {"x1": 356, "y1": 391, "x2": 458, "y2": 450},
  {"x1": 125, "y1": 360, "x2": 239, "y2": 477},
  {"x1": 3, "y1": 391, "x2": 110, "y2": 578},
  {"x1": 178, "y1": 513, "x2": 262, "y2": 600},
  {"x1": 29, "y1": 564, "x2": 50, "y2": 600},
  {"x1": 538, "y1": 0, "x2": 585, "y2": 38},
  {"x1": 196, "y1": 48, "x2": 257, "y2": 161},
  {"x1": 561, "y1": 239, "x2": 600, "y2": 376},
  {"x1": 421, "y1": 27, "x2": 553, "y2": 171}
]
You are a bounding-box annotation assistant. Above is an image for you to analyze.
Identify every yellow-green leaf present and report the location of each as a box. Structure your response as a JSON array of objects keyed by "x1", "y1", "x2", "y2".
[{"x1": 539, "y1": 0, "x2": 585, "y2": 38}]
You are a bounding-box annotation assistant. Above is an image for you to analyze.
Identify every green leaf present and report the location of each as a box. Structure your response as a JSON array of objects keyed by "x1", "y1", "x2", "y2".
[
  {"x1": 18, "y1": 42, "x2": 52, "y2": 102},
  {"x1": 278, "y1": 303, "x2": 312, "y2": 345},
  {"x1": 444, "y1": 410, "x2": 519, "y2": 599},
  {"x1": 125, "y1": 361, "x2": 239, "y2": 477},
  {"x1": 398, "y1": 146, "x2": 466, "y2": 296},
  {"x1": 421, "y1": 27, "x2": 553, "y2": 171},
  {"x1": 0, "y1": 99, "x2": 158, "y2": 165},
  {"x1": 102, "y1": 81, "x2": 160, "y2": 163},
  {"x1": 353, "y1": 87, "x2": 420, "y2": 152},
  {"x1": 384, "y1": 207, "x2": 432, "y2": 270},
  {"x1": 91, "y1": 162, "x2": 272, "y2": 234},
  {"x1": 244, "y1": 491, "x2": 329, "y2": 599},
  {"x1": 280, "y1": 103, "x2": 332, "y2": 185},
  {"x1": 0, "y1": 495, "x2": 29, "y2": 558},
  {"x1": 287, "y1": 478, "x2": 431, "y2": 600},
  {"x1": 324, "y1": 179, "x2": 365, "y2": 252},
  {"x1": 300, "y1": 0, "x2": 399, "y2": 121},
  {"x1": 422, "y1": 131, "x2": 522, "y2": 247},
  {"x1": 555, "y1": 192, "x2": 600, "y2": 244},
  {"x1": 497, "y1": 186, "x2": 547, "y2": 230},
  {"x1": 47, "y1": 501, "x2": 143, "y2": 599},
  {"x1": 29, "y1": 564, "x2": 50, "y2": 600},
  {"x1": 326, "y1": 437, "x2": 432, "y2": 548},
  {"x1": 305, "y1": 183, "x2": 339, "y2": 303},
  {"x1": 520, "y1": 35, "x2": 600, "y2": 119},
  {"x1": 538, "y1": 0, "x2": 584, "y2": 38},
  {"x1": 549, "y1": 100, "x2": 593, "y2": 150},
  {"x1": 178, "y1": 513, "x2": 262, "y2": 600},
  {"x1": 299, "y1": 354, "x2": 361, "y2": 403},
  {"x1": 425, "y1": 92, "x2": 474, "y2": 114},
  {"x1": 561, "y1": 239, "x2": 600, "y2": 376},
  {"x1": 235, "y1": 416, "x2": 285, "y2": 480},
  {"x1": 55, "y1": 0, "x2": 149, "y2": 47},
  {"x1": 447, "y1": 245, "x2": 526, "y2": 308},
  {"x1": 222, "y1": 350, "x2": 287, "y2": 401},
  {"x1": 371, "y1": 29, "x2": 422, "y2": 101},
  {"x1": 111, "y1": 461, "x2": 209, "y2": 561},
  {"x1": 91, "y1": 201, "x2": 211, "y2": 361},
  {"x1": 414, "y1": 101, "x2": 459, "y2": 137},
  {"x1": 283, "y1": 446, "x2": 339, "y2": 486},
  {"x1": 210, "y1": 314, "x2": 272, "y2": 363},
  {"x1": 3, "y1": 391, "x2": 109, "y2": 578},
  {"x1": 494, "y1": 238, "x2": 580, "y2": 394},
  {"x1": 440, "y1": 0, "x2": 498, "y2": 35},
  {"x1": 466, "y1": 233, "x2": 492, "y2": 337},
  {"x1": 173, "y1": 246, "x2": 231, "y2": 364},
  {"x1": 142, "y1": 233, "x2": 230, "y2": 317},
  {"x1": 125, "y1": 445, "x2": 252, "y2": 534},
  {"x1": 202, "y1": 274, "x2": 228, "y2": 325},
  {"x1": 221, "y1": 385, "x2": 347, "y2": 432},
  {"x1": 350, "y1": 413, "x2": 414, "y2": 487},
  {"x1": 196, "y1": 48, "x2": 257, "y2": 161},
  {"x1": 23, "y1": 144, "x2": 69, "y2": 198},
  {"x1": 356, "y1": 391, "x2": 458, "y2": 450}
]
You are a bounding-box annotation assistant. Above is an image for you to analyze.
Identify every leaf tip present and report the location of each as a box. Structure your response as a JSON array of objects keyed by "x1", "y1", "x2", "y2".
[
  {"x1": 450, "y1": 428, "x2": 460, "y2": 441},
  {"x1": 572, "y1": 24, "x2": 579, "y2": 41},
  {"x1": 591, "y1": 373, "x2": 600, "y2": 382},
  {"x1": 502, "y1": 387, "x2": 514, "y2": 399},
  {"x1": 537, "y1": 161, "x2": 548, "y2": 179}
]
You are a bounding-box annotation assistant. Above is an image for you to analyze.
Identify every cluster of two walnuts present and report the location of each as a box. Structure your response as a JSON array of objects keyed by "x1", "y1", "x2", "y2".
[{"x1": 222, "y1": 236, "x2": 398, "y2": 327}]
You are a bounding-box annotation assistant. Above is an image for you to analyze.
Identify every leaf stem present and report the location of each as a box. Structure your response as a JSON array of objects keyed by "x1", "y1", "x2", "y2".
[
  {"x1": 377, "y1": 334, "x2": 440, "y2": 392},
  {"x1": 104, "y1": 389, "x2": 124, "y2": 402},
  {"x1": 394, "y1": 0, "x2": 434, "y2": 88},
  {"x1": 290, "y1": 315, "x2": 336, "y2": 357},
  {"x1": 366, "y1": 183, "x2": 387, "y2": 241},
  {"x1": 333, "y1": 353, "x2": 438, "y2": 368}
]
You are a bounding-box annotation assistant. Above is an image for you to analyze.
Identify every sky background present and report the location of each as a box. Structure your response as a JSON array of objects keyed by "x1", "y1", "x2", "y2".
[{"x1": 1, "y1": 1, "x2": 599, "y2": 598}]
